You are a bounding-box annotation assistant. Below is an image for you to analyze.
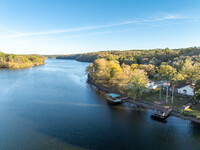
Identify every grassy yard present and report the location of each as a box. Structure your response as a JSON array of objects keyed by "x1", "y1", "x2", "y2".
[
  {"x1": 141, "y1": 88, "x2": 189, "y2": 110},
  {"x1": 141, "y1": 88, "x2": 200, "y2": 119},
  {"x1": 182, "y1": 108, "x2": 200, "y2": 119},
  {"x1": 185, "y1": 104, "x2": 200, "y2": 119}
]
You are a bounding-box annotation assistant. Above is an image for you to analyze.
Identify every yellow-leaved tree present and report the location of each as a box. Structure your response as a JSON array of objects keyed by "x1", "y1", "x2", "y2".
[{"x1": 128, "y1": 69, "x2": 149, "y2": 100}]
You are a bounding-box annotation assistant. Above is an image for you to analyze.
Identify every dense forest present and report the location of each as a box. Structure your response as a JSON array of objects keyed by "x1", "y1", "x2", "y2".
[
  {"x1": 56, "y1": 47, "x2": 200, "y2": 67},
  {"x1": 57, "y1": 47, "x2": 200, "y2": 100},
  {"x1": 0, "y1": 52, "x2": 46, "y2": 69}
]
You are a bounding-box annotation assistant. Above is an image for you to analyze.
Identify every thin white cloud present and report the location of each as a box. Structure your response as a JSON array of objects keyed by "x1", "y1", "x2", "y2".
[
  {"x1": 153, "y1": 14, "x2": 185, "y2": 21},
  {"x1": 0, "y1": 14, "x2": 185, "y2": 39},
  {"x1": 0, "y1": 26, "x2": 105, "y2": 38},
  {"x1": 63, "y1": 31, "x2": 113, "y2": 39},
  {"x1": 32, "y1": 31, "x2": 112, "y2": 41}
]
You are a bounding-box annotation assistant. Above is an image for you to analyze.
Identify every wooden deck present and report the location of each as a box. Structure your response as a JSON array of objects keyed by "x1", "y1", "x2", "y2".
[{"x1": 152, "y1": 106, "x2": 172, "y2": 119}]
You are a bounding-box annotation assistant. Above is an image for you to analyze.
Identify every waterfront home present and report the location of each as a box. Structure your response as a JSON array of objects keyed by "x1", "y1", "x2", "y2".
[
  {"x1": 148, "y1": 81, "x2": 157, "y2": 89},
  {"x1": 162, "y1": 82, "x2": 170, "y2": 91},
  {"x1": 176, "y1": 84, "x2": 194, "y2": 96},
  {"x1": 155, "y1": 81, "x2": 165, "y2": 87}
]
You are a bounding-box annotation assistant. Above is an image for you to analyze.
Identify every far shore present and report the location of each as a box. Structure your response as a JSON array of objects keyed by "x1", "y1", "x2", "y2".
[{"x1": 0, "y1": 63, "x2": 45, "y2": 70}]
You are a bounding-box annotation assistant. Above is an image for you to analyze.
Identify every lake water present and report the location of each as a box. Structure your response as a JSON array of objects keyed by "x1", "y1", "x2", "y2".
[{"x1": 0, "y1": 59, "x2": 200, "y2": 150}]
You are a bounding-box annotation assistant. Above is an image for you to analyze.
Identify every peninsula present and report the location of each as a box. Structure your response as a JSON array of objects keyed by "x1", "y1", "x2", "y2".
[{"x1": 0, "y1": 52, "x2": 46, "y2": 69}]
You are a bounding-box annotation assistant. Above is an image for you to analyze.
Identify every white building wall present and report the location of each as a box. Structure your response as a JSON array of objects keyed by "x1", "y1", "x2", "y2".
[
  {"x1": 177, "y1": 86, "x2": 194, "y2": 96},
  {"x1": 148, "y1": 83, "x2": 157, "y2": 89}
]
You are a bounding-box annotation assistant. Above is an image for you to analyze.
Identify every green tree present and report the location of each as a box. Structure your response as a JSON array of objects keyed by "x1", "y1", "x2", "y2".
[
  {"x1": 171, "y1": 73, "x2": 184, "y2": 104},
  {"x1": 116, "y1": 64, "x2": 132, "y2": 92},
  {"x1": 130, "y1": 64, "x2": 139, "y2": 70},
  {"x1": 194, "y1": 80, "x2": 200, "y2": 101},
  {"x1": 108, "y1": 61, "x2": 122, "y2": 78},
  {"x1": 165, "y1": 48, "x2": 170, "y2": 54},
  {"x1": 93, "y1": 59, "x2": 111, "y2": 82},
  {"x1": 194, "y1": 63, "x2": 200, "y2": 81},
  {"x1": 139, "y1": 64, "x2": 155, "y2": 78},
  {"x1": 180, "y1": 59, "x2": 196, "y2": 83},
  {"x1": 86, "y1": 63, "x2": 94, "y2": 78},
  {"x1": 128, "y1": 69, "x2": 149, "y2": 99},
  {"x1": 159, "y1": 65, "x2": 177, "y2": 103}
]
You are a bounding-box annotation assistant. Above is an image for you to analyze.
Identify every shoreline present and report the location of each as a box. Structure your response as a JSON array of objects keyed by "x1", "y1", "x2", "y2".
[
  {"x1": 0, "y1": 63, "x2": 45, "y2": 70},
  {"x1": 0, "y1": 61, "x2": 46, "y2": 70},
  {"x1": 88, "y1": 77, "x2": 200, "y2": 123}
]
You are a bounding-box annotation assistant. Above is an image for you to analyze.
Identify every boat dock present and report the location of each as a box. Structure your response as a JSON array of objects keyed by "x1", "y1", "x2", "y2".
[
  {"x1": 106, "y1": 93, "x2": 128, "y2": 104},
  {"x1": 106, "y1": 94, "x2": 172, "y2": 119},
  {"x1": 152, "y1": 105, "x2": 172, "y2": 119}
]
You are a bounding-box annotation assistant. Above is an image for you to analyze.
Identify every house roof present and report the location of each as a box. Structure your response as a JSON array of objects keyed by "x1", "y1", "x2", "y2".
[
  {"x1": 107, "y1": 93, "x2": 120, "y2": 98},
  {"x1": 188, "y1": 85, "x2": 195, "y2": 89},
  {"x1": 176, "y1": 83, "x2": 195, "y2": 89}
]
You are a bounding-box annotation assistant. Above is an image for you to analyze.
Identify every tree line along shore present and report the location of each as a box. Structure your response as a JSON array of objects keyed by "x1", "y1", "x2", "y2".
[
  {"x1": 0, "y1": 51, "x2": 46, "y2": 69},
  {"x1": 56, "y1": 47, "x2": 200, "y2": 120}
]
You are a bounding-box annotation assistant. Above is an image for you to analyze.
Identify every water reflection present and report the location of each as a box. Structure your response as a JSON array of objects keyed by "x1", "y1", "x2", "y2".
[{"x1": 150, "y1": 115, "x2": 167, "y2": 123}]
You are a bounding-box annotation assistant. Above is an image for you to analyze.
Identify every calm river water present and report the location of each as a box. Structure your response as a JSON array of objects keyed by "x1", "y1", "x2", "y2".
[{"x1": 0, "y1": 59, "x2": 200, "y2": 150}]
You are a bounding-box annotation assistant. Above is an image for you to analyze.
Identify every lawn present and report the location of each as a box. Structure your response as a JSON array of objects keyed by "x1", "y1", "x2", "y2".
[
  {"x1": 182, "y1": 108, "x2": 200, "y2": 119},
  {"x1": 141, "y1": 89, "x2": 200, "y2": 119},
  {"x1": 141, "y1": 88, "x2": 189, "y2": 110},
  {"x1": 186, "y1": 104, "x2": 200, "y2": 118}
]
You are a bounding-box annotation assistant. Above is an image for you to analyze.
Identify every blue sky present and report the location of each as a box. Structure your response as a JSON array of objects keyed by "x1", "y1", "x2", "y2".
[{"x1": 0, "y1": 0, "x2": 200, "y2": 54}]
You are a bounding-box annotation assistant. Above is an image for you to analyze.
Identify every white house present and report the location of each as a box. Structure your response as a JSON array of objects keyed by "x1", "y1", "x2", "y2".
[
  {"x1": 176, "y1": 84, "x2": 194, "y2": 96},
  {"x1": 155, "y1": 81, "x2": 165, "y2": 87},
  {"x1": 148, "y1": 81, "x2": 157, "y2": 89}
]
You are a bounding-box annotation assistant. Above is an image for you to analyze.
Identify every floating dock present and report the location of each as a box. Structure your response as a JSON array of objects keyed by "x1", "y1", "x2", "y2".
[{"x1": 152, "y1": 105, "x2": 172, "y2": 119}]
